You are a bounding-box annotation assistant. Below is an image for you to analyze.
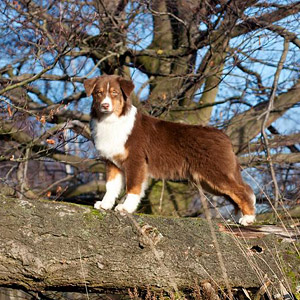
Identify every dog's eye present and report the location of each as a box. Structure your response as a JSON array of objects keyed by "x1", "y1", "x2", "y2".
[
  {"x1": 97, "y1": 91, "x2": 103, "y2": 96},
  {"x1": 111, "y1": 90, "x2": 118, "y2": 96}
]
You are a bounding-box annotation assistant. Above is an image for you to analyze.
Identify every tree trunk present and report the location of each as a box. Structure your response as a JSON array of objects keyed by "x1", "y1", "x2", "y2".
[{"x1": 0, "y1": 196, "x2": 298, "y2": 296}]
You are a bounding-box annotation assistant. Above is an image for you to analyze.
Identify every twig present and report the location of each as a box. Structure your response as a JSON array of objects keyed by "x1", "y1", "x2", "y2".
[
  {"x1": 78, "y1": 245, "x2": 90, "y2": 300},
  {"x1": 261, "y1": 38, "x2": 289, "y2": 209},
  {"x1": 159, "y1": 179, "x2": 165, "y2": 213},
  {"x1": 145, "y1": 1, "x2": 187, "y2": 28},
  {"x1": 202, "y1": 281, "x2": 221, "y2": 300},
  {"x1": 0, "y1": 50, "x2": 69, "y2": 95},
  {"x1": 83, "y1": 52, "x2": 119, "y2": 79},
  {"x1": 19, "y1": 147, "x2": 31, "y2": 199},
  {"x1": 136, "y1": 77, "x2": 153, "y2": 100},
  {"x1": 37, "y1": 175, "x2": 74, "y2": 197},
  {"x1": 254, "y1": 275, "x2": 271, "y2": 300}
]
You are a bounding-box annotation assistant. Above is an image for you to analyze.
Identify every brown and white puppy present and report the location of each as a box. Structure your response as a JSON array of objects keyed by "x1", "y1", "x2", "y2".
[{"x1": 84, "y1": 75, "x2": 256, "y2": 225}]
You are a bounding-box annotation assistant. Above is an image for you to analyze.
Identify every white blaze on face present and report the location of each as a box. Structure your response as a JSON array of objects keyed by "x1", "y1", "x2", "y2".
[{"x1": 100, "y1": 82, "x2": 113, "y2": 112}]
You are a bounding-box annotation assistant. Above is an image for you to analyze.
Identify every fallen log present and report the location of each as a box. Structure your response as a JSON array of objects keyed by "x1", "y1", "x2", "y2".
[{"x1": 0, "y1": 196, "x2": 298, "y2": 297}]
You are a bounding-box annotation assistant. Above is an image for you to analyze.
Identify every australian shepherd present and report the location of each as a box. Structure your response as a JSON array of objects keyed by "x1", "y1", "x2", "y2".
[{"x1": 84, "y1": 75, "x2": 256, "y2": 225}]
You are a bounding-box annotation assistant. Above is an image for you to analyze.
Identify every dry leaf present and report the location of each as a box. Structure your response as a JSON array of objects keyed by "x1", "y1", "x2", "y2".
[
  {"x1": 40, "y1": 115, "x2": 46, "y2": 124},
  {"x1": 56, "y1": 186, "x2": 62, "y2": 194},
  {"x1": 7, "y1": 105, "x2": 13, "y2": 117},
  {"x1": 46, "y1": 139, "x2": 56, "y2": 145}
]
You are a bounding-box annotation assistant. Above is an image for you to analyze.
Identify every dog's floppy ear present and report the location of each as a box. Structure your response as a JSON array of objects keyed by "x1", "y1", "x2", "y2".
[
  {"x1": 84, "y1": 78, "x2": 98, "y2": 97},
  {"x1": 118, "y1": 77, "x2": 134, "y2": 99}
]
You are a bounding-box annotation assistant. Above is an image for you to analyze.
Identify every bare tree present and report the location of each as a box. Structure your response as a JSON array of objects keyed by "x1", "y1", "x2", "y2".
[{"x1": 0, "y1": 0, "x2": 299, "y2": 214}]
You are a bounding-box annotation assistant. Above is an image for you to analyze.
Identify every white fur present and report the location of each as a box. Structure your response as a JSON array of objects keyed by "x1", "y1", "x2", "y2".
[
  {"x1": 140, "y1": 179, "x2": 148, "y2": 198},
  {"x1": 101, "y1": 95, "x2": 113, "y2": 112},
  {"x1": 237, "y1": 193, "x2": 256, "y2": 225},
  {"x1": 239, "y1": 214, "x2": 255, "y2": 226},
  {"x1": 115, "y1": 194, "x2": 140, "y2": 214},
  {"x1": 115, "y1": 179, "x2": 148, "y2": 214},
  {"x1": 94, "y1": 173, "x2": 124, "y2": 210},
  {"x1": 251, "y1": 193, "x2": 256, "y2": 206},
  {"x1": 90, "y1": 106, "x2": 137, "y2": 164},
  {"x1": 101, "y1": 83, "x2": 113, "y2": 112},
  {"x1": 238, "y1": 193, "x2": 256, "y2": 225}
]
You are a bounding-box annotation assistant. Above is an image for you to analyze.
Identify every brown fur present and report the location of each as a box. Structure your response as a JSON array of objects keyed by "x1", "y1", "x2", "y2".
[
  {"x1": 124, "y1": 113, "x2": 255, "y2": 215},
  {"x1": 86, "y1": 75, "x2": 256, "y2": 217},
  {"x1": 106, "y1": 161, "x2": 122, "y2": 181}
]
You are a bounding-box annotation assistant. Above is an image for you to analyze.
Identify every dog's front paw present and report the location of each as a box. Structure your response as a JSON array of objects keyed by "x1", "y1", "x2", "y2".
[
  {"x1": 114, "y1": 203, "x2": 129, "y2": 215},
  {"x1": 115, "y1": 194, "x2": 140, "y2": 215},
  {"x1": 239, "y1": 214, "x2": 255, "y2": 226},
  {"x1": 94, "y1": 201, "x2": 114, "y2": 210}
]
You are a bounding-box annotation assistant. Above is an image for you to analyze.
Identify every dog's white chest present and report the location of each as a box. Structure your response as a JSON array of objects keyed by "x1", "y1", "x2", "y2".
[{"x1": 90, "y1": 106, "x2": 137, "y2": 162}]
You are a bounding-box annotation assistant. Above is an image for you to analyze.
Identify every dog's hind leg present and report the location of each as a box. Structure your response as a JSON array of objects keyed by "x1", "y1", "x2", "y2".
[
  {"x1": 222, "y1": 180, "x2": 256, "y2": 225},
  {"x1": 192, "y1": 172, "x2": 256, "y2": 225}
]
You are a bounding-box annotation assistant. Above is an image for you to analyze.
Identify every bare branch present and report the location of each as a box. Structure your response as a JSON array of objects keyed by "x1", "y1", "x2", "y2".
[
  {"x1": 0, "y1": 51, "x2": 69, "y2": 95},
  {"x1": 260, "y1": 38, "x2": 289, "y2": 208}
]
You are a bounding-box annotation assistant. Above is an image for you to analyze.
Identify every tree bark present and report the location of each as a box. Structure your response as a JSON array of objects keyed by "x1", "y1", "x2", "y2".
[{"x1": 0, "y1": 197, "x2": 298, "y2": 295}]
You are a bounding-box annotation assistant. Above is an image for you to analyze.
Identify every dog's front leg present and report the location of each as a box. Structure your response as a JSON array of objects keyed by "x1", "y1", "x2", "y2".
[
  {"x1": 115, "y1": 162, "x2": 148, "y2": 214},
  {"x1": 94, "y1": 162, "x2": 124, "y2": 210}
]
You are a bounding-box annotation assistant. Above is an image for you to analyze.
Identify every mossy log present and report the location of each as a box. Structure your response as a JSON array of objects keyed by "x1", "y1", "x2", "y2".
[{"x1": 0, "y1": 197, "x2": 299, "y2": 296}]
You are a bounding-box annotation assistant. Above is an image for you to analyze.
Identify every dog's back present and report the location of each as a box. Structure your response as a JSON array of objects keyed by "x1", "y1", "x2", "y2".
[{"x1": 126, "y1": 113, "x2": 233, "y2": 180}]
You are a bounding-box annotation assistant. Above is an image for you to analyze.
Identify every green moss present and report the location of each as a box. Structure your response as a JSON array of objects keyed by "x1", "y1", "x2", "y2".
[
  {"x1": 281, "y1": 244, "x2": 300, "y2": 297},
  {"x1": 170, "y1": 291, "x2": 186, "y2": 299},
  {"x1": 286, "y1": 270, "x2": 300, "y2": 300},
  {"x1": 138, "y1": 55, "x2": 160, "y2": 74},
  {"x1": 147, "y1": 180, "x2": 194, "y2": 216},
  {"x1": 135, "y1": 213, "x2": 179, "y2": 220},
  {"x1": 83, "y1": 209, "x2": 106, "y2": 222},
  {"x1": 91, "y1": 208, "x2": 106, "y2": 218},
  {"x1": 64, "y1": 202, "x2": 91, "y2": 209},
  {"x1": 255, "y1": 212, "x2": 279, "y2": 224}
]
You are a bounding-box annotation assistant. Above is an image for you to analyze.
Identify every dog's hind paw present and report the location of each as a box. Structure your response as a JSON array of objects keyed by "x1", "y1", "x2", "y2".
[{"x1": 239, "y1": 214, "x2": 255, "y2": 226}]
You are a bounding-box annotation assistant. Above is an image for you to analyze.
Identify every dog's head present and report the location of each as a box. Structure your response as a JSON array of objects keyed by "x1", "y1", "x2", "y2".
[{"x1": 84, "y1": 75, "x2": 134, "y2": 118}]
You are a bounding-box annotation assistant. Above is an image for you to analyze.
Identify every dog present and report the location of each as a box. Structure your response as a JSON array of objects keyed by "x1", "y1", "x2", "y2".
[{"x1": 84, "y1": 75, "x2": 256, "y2": 225}]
